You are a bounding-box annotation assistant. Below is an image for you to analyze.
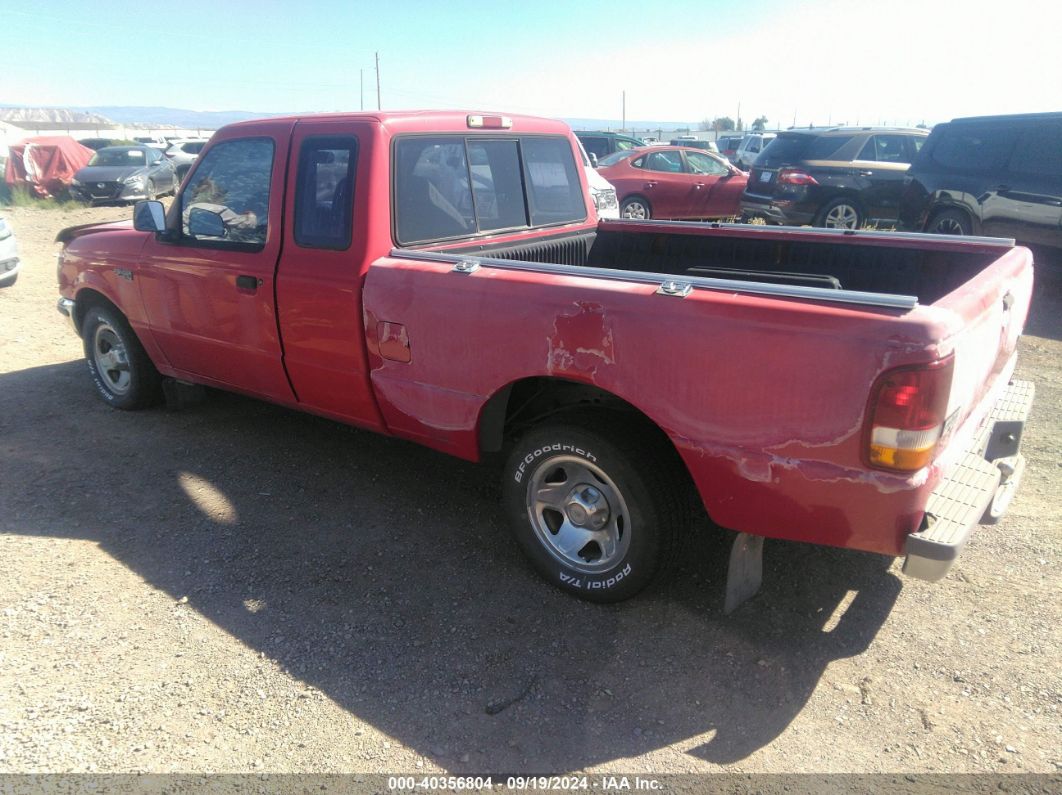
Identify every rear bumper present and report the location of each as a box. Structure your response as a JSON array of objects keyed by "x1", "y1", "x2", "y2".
[
  {"x1": 739, "y1": 194, "x2": 817, "y2": 226},
  {"x1": 903, "y1": 379, "x2": 1035, "y2": 582}
]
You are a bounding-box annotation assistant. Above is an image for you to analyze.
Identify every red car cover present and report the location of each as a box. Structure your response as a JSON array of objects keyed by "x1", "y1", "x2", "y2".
[{"x1": 4, "y1": 136, "x2": 94, "y2": 198}]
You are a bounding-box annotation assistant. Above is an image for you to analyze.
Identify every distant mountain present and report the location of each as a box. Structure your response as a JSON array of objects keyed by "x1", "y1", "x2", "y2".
[
  {"x1": 0, "y1": 107, "x2": 113, "y2": 125},
  {"x1": 76, "y1": 106, "x2": 289, "y2": 129},
  {"x1": 0, "y1": 104, "x2": 696, "y2": 133},
  {"x1": 563, "y1": 117, "x2": 696, "y2": 133}
]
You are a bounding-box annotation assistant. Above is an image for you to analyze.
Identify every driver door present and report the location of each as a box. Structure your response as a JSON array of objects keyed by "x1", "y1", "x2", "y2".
[{"x1": 136, "y1": 122, "x2": 296, "y2": 402}]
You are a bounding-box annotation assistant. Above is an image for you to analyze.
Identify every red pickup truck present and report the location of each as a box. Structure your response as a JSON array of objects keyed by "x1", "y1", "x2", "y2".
[{"x1": 56, "y1": 111, "x2": 1035, "y2": 610}]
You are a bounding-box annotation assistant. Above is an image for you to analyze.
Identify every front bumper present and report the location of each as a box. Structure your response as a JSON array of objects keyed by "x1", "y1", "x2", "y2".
[
  {"x1": 71, "y1": 182, "x2": 150, "y2": 204},
  {"x1": 903, "y1": 379, "x2": 1035, "y2": 582},
  {"x1": 57, "y1": 297, "x2": 79, "y2": 335},
  {"x1": 0, "y1": 255, "x2": 20, "y2": 282}
]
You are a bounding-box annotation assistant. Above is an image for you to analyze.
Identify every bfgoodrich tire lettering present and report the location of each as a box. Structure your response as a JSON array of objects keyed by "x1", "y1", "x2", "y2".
[
  {"x1": 502, "y1": 413, "x2": 688, "y2": 602},
  {"x1": 82, "y1": 304, "x2": 162, "y2": 410}
]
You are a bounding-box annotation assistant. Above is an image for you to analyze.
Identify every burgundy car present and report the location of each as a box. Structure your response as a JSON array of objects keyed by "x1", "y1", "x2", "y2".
[{"x1": 597, "y1": 146, "x2": 747, "y2": 220}]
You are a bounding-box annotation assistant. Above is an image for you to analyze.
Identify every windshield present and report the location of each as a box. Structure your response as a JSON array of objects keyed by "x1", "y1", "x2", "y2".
[{"x1": 88, "y1": 148, "x2": 148, "y2": 167}]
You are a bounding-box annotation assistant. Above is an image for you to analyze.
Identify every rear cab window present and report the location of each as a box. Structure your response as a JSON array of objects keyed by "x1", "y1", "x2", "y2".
[
  {"x1": 294, "y1": 135, "x2": 358, "y2": 249},
  {"x1": 393, "y1": 134, "x2": 586, "y2": 245}
]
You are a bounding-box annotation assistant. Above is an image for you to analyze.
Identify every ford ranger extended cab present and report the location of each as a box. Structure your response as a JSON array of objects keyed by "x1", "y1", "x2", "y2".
[{"x1": 56, "y1": 111, "x2": 1035, "y2": 610}]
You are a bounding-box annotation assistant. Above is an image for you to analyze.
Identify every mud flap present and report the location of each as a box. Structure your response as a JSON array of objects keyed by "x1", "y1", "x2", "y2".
[
  {"x1": 162, "y1": 378, "x2": 206, "y2": 410},
  {"x1": 724, "y1": 532, "x2": 764, "y2": 614}
]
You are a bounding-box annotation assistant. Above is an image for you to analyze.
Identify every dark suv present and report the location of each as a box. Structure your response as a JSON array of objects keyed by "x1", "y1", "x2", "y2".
[
  {"x1": 575, "y1": 131, "x2": 646, "y2": 164},
  {"x1": 740, "y1": 127, "x2": 928, "y2": 229},
  {"x1": 898, "y1": 113, "x2": 1062, "y2": 248}
]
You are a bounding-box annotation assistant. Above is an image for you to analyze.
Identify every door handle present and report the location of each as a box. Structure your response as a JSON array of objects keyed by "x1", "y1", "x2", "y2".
[
  {"x1": 644, "y1": 181, "x2": 657, "y2": 189},
  {"x1": 693, "y1": 183, "x2": 705, "y2": 190},
  {"x1": 857, "y1": 170, "x2": 874, "y2": 177},
  {"x1": 236, "y1": 275, "x2": 261, "y2": 290}
]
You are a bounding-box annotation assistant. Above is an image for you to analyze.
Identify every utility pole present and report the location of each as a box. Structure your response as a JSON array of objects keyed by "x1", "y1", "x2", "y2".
[
  {"x1": 622, "y1": 90, "x2": 626, "y2": 132},
  {"x1": 360, "y1": 69, "x2": 364, "y2": 111},
  {"x1": 375, "y1": 51, "x2": 381, "y2": 111},
  {"x1": 737, "y1": 100, "x2": 741, "y2": 133}
]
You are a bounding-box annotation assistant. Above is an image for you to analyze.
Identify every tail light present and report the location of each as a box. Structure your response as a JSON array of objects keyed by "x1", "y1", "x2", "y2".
[
  {"x1": 864, "y1": 358, "x2": 954, "y2": 472},
  {"x1": 778, "y1": 168, "x2": 818, "y2": 186}
]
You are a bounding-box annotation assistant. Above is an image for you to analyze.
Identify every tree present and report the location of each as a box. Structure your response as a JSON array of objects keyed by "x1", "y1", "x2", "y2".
[
  {"x1": 752, "y1": 115, "x2": 769, "y2": 131},
  {"x1": 711, "y1": 116, "x2": 736, "y2": 132},
  {"x1": 698, "y1": 118, "x2": 714, "y2": 131}
]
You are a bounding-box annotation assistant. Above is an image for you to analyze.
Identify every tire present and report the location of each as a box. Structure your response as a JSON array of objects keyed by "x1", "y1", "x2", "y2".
[
  {"x1": 82, "y1": 305, "x2": 162, "y2": 410},
  {"x1": 0, "y1": 272, "x2": 16, "y2": 288},
  {"x1": 815, "y1": 197, "x2": 863, "y2": 229},
  {"x1": 927, "y1": 208, "x2": 972, "y2": 236},
  {"x1": 620, "y1": 196, "x2": 652, "y2": 220},
  {"x1": 502, "y1": 412, "x2": 689, "y2": 602}
]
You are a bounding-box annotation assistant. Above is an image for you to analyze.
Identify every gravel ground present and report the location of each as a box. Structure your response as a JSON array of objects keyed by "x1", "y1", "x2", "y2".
[{"x1": 0, "y1": 204, "x2": 1059, "y2": 776}]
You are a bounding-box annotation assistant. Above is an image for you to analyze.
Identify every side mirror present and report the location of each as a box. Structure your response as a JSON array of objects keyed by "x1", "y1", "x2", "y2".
[
  {"x1": 188, "y1": 207, "x2": 227, "y2": 238},
  {"x1": 133, "y1": 200, "x2": 166, "y2": 233},
  {"x1": 588, "y1": 152, "x2": 599, "y2": 168}
]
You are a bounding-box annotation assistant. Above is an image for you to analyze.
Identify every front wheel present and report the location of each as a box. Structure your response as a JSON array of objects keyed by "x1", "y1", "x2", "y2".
[
  {"x1": 502, "y1": 414, "x2": 688, "y2": 602},
  {"x1": 82, "y1": 305, "x2": 162, "y2": 409},
  {"x1": 620, "y1": 196, "x2": 652, "y2": 220}
]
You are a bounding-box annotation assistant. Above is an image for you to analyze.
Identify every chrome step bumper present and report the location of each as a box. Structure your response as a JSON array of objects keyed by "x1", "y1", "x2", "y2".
[{"x1": 903, "y1": 379, "x2": 1035, "y2": 582}]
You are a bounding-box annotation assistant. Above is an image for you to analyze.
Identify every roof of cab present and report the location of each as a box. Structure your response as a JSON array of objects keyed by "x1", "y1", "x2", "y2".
[{"x1": 221, "y1": 110, "x2": 573, "y2": 136}]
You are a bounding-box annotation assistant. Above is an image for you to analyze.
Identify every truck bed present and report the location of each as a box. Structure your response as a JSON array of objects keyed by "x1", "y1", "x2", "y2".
[{"x1": 442, "y1": 221, "x2": 1009, "y2": 305}]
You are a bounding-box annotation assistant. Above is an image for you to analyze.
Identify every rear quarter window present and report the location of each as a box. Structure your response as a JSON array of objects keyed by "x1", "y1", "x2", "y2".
[{"x1": 930, "y1": 124, "x2": 1018, "y2": 172}]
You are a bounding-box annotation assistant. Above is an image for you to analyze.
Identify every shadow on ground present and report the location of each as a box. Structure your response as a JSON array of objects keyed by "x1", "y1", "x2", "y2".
[{"x1": 1, "y1": 359, "x2": 902, "y2": 771}]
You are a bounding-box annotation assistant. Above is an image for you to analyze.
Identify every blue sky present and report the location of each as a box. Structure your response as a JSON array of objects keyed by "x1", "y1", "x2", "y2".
[{"x1": 1, "y1": 0, "x2": 1058, "y2": 126}]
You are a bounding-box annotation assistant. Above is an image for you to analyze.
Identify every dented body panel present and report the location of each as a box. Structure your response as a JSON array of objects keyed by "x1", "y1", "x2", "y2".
[{"x1": 56, "y1": 110, "x2": 1035, "y2": 566}]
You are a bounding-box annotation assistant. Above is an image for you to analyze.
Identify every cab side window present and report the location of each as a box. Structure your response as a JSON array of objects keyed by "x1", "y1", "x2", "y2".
[
  {"x1": 181, "y1": 138, "x2": 275, "y2": 247},
  {"x1": 294, "y1": 136, "x2": 358, "y2": 250}
]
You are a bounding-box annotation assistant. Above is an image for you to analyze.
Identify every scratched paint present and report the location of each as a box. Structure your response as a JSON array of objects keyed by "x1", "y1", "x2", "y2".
[{"x1": 546, "y1": 302, "x2": 616, "y2": 378}]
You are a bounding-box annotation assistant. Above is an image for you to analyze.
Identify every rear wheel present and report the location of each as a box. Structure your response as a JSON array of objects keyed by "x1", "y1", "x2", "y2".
[
  {"x1": 502, "y1": 413, "x2": 688, "y2": 602},
  {"x1": 82, "y1": 305, "x2": 162, "y2": 410},
  {"x1": 0, "y1": 272, "x2": 16, "y2": 288},
  {"x1": 620, "y1": 196, "x2": 652, "y2": 220},
  {"x1": 928, "y1": 208, "x2": 971, "y2": 235},
  {"x1": 816, "y1": 197, "x2": 863, "y2": 229}
]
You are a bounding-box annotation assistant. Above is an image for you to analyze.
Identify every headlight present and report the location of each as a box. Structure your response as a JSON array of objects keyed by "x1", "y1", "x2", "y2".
[
  {"x1": 123, "y1": 173, "x2": 146, "y2": 186},
  {"x1": 593, "y1": 188, "x2": 618, "y2": 211}
]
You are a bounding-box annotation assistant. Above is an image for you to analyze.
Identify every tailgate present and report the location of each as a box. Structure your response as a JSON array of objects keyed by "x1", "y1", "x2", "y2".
[{"x1": 932, "y1": 245, "x2": 1034, "y2": 468}]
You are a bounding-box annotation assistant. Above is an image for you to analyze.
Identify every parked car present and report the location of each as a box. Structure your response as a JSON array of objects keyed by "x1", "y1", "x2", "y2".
[
  {"x1": 132, "y1": 136, "x2": 169, "y2": 152},
  {"x1": 717, "y1": 134, "x2": 745, "y2": 160},
  {"x1": 78, "y1": 138, "x2": 120, "y2": 152},
  {"x1": 597, "y1": 146, "x2": 747, "y2": 220},
  {"x1": 668, "y1": 136, "x2": 720, "y2": 153},
  {"x1": 164, "y1": 138, "x2": 208, "y2": 179},
  {"x1": 576, "y1": 139, "x2": 619, "y2": 219},
  {"x1": 740, "y1": 127, "x2": 929, "y2": 229},
  {"x1": 0, "y1": 215, "x2": 20, "y2": 288},
  {"x1": 732, "y1": 132, "x2": 776, "y2": 169},
  {"x1": 70, "y1": 145, "x2": 179, "y2": 204},
  {"x1": 56, "y1": 111, "x2": 1034, "y2": 610},
  {"x1": 898, "y1": 112, "x2": 1062, "y2": 248},
  {"x1": 574, "y1": 131, "x2": 645, "y2": 164}
]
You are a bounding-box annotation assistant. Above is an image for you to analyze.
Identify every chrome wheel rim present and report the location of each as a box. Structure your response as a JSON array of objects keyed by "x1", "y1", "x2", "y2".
[
  {"x1": 934, "y1": 217, "x2": 965, "y2": 235},
  {"x1": 622, "y1": 201, "x2": 649, "y2": 220},
  {"x1": 823, "y1": 203, "x2": 859, "y2": 229},
  {"x1": 93, "y1": 323, "x2": 131, "y2": 395},
  {"x1": 526, "y1": 455, "x2": 631, "y2": 574}
]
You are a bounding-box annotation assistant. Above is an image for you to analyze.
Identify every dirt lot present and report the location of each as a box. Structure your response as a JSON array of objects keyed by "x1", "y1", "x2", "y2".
[{"x1": 0, "y1": 204, "x2": 1058, "y2": 776}]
